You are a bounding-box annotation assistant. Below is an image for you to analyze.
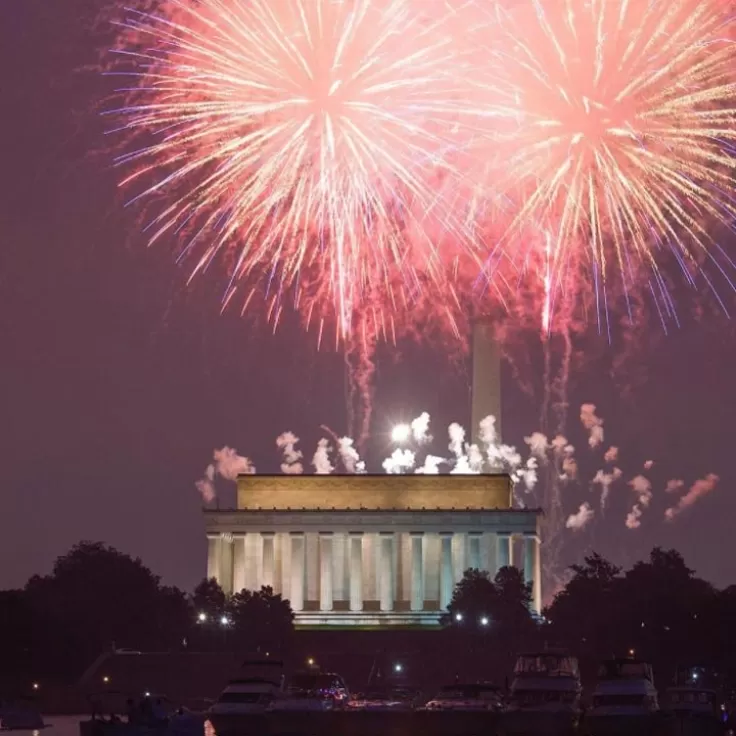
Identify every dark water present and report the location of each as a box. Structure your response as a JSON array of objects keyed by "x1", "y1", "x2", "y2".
[{"x1": 36, "y1": 712, "x2": 733, "y2": 736}]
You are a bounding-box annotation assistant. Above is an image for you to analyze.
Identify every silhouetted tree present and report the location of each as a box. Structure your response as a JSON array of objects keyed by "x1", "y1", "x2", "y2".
[
  {"x1": 25, "y1": 541, "x2": 187, "y2": 676},
  {"x1": 192, "y1": 577, "x2": 227, "y2": 618},
  {"x1": 546, "y1": 553, "x2": 623, "y2": 664},
  {"x1": 228, "y1": 586, "x2": 294, "y2": 654},
  {"x1": 618, "y1": 548, "x2": 715, "y2": 682},
  {"x1": 155, "y1": 585, "x2": 192, "y2": 650},
  {"x1": 444, "y1": 567, "x2": 537, "y2": 672},
  {"x1": 443, "y1": 568, "x2": 497, "y2": 627},
  {"x1": 0, "y1": 590, "x2": 36, "y2": 687}
]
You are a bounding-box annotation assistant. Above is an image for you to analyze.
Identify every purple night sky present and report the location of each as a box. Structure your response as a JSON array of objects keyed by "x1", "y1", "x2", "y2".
[{"x1": 1, "y1": 0, "x2": 734, "y2": 594}]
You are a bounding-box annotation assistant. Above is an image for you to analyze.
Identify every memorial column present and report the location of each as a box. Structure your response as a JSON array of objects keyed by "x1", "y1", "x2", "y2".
[
  {"x1": 349, "y1": 533, "x2": 364, "y2": 612},
  {"x1": 261, "y1": 532, "x2": 275, "y2": 589},
  {"x1": 206, "y1": 534, "x2": 221, "y2": 582},
  {"x1": 232, "y1": 533, "x2": 246, "y2": 593},
  {"x1": 220, "y1": 533, "x2": 234, "y2": 594},
  {"x1": 468, "y1": 532, "x2": 482, "y2": 571},
  {"x1": 496, "y1": 532, "x2": 512, "y2": 572},
  {"x1": 410, "y1": 533, "x2": 424, "y2": 611},
  {"x1": 440, "y1": 533, "x2": 453, "y2": 609},
  {"x1": 289, "y1": 532, "x2": 305, "y2": 612},
  {"x1": 524, "y1": 533, "x2": 542, "y2": 614},
  {"x1": 379, "y1": 533, "x2": 395, "y2": 612},
  {"x1": 319, "y1": 532, "x2": 334, "y2": 611}
]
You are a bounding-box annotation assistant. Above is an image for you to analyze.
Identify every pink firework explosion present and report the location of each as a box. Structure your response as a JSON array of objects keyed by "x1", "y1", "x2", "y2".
[{"x1": 108, "y1": 0, "x2": 491, "y2": 338}]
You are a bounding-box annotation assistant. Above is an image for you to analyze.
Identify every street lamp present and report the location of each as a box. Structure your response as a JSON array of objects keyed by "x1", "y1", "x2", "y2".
[
  {"x1": 394, "y1": 663, "x2": 403, "y2": 673},
  {"x1": 480, "y1": 616, "x2": 489, "y2": 626},
  {"x1": 307, "y1": 657, "x2": 315, "y2": 667},
  {"x1": 197, "y1": 612, "x2": 207, "y2": 623},
  {"x1": 220, "y1": 615, "x2": 230, "y2": 626},
  {"x1": 455, "y1": 613, "x2": 463, "y2": 622}
]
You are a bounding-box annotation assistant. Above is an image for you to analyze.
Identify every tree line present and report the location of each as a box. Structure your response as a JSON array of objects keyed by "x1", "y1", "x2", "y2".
[
  {"x1": 445, "y1": 548, "x2": 736, "y2": 686},
  {"x1": 1, "y1": 541, "x2": 734, "y2": 689}
]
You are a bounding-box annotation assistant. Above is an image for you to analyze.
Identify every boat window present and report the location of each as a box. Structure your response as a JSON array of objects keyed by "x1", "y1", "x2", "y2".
[
  {"x1": 670, "y1": 692, "x2": 714, "y2": 705},
  {"x1": 593, "y1": 694, "x2": 652, "y2": 707},
  {"x1": 513, "y1": 690, "x2": 576, "y2": 704},
  {"x1": 514, "y1": 656, "x2": 579, "y2": 678},
  {"x1": 437, "y1": 686, "x2": 499, "y2": 701},
  {"x1": 597, "y1": 661, "x2": 652, "y2": 680}
]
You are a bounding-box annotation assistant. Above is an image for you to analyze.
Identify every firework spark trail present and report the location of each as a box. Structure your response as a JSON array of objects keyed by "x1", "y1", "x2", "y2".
[
  {"x1": 109, "y1": 0, "x2": 489, "y2": 336},
  {"x1": 482, "y1": 0, "x2": 736, "y2": 326}
]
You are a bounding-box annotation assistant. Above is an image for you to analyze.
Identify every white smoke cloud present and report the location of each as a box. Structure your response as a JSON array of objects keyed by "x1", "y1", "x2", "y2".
[
  {"x1": 626, "y1": 505, "x2": 643, "y2": 530},
  {"x1": 593, "y1": 466, "x2": 623, "y2": 509},
  {"x1": 644, "y1": 460, "x2": 654, "y2": 470},
  {"x1": 629, "y1": 475, "x2": 652, "y2": 504},
  {"x1": 478, "y1": 415, "x2": 498, "y2": 448},
  {"x1": 550, "y1": 435, "x2": 568, "y2": 454},
  {"x1": 580, "y1": 403, "x2": 604, "y2": 448},
  {"x1": 561, "y1": 452, "x2": 578, "y2": 481},
  {"x1": 665, "y1": 474, "x2": 719, "y2": 521},
  {"x1": 415, "y1": 455, "x2": 444, "y2": 474},
  {"x1": 467, "y1": 443, "x2": 484, "y2": 473},
  {"x1": 213, "y1": 446, "x2": 254, "y2": 481},
  {"x1": 566, "y1": 502, "x2": 594, "y2": 531},
  {"x1": 338, "y1": 437, "x2": 365, "y2": 474},
  {"x1": 604, "y1": 446, "x2": 619, "y2": 464},
  {"x1": 195, "y1": 446, "x2": 254, "y2": 503},
  {"x1": 525, "y1": 432, "x2": 549, "y2": 459},
  {"x1": 195, "y1": 464, "x2": 216, "y2": 504},
  {"x1": 383, "y1": 448, "x2": 416, "y2": 474},
  {"x1": 448, "y1": 422, "x2": 466, "y2": 459},
  {"x1": 312, "y1": 438, "x2": 333, "y2": 475},
  {"x1": 665, "y1": 479, "x2": 685, "y2": 493},
  {"x1": 625, "y1": 475, "x2": 653, "y2": 529},
  {"x1": 411, "y1": 412, "x2": 432, "y2": 445},
  {"x1": 276, "y1": 432, "x2": 303, "y2": 475}
]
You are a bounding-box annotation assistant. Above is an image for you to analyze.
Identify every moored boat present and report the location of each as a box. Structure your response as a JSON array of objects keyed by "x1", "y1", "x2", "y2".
[
  {"x1": 663, "y1": 686, "x2": 726, "y2": 736},
  {"x1": 584, "y1": 659, "x2": 663, "y2": 736},
  {"x1": 501, "y1": 650, "x2": 582, "y2": 735}
]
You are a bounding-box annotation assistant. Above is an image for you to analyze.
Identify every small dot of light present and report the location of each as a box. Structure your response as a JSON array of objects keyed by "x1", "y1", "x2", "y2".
[
  {"x1": 198, "y1": 612, "x2": 207, "y2": 622},
  {"x1": 32, "y1": 683, "x2": 39, "y2": 690},
  {"x1": 455, "y1": 613, "x2": 463, "y2": 622},
  {"x1": 103, "y1": 676, "x2": 110, "y2": 683},
  {"x1": 394, "y1": 663, "x2": 403, "y2": 673},
  {"x1": 307, "y1": 658, "x2": 315, "y2": 666},
  {"x1": 480, "y1": 616, "x2": 489, "y2": 626}
]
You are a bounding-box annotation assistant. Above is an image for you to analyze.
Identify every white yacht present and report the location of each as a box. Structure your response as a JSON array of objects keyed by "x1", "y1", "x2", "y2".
[
  {"x1": 206, "y1": 659, "x2": 284, "y2": 734},
  {"x1": 502, "y1": 650, "x2": 583, "y2": 735},
  {"x1": 585, "y1": 659, "x2": 660, "y2": 735}
]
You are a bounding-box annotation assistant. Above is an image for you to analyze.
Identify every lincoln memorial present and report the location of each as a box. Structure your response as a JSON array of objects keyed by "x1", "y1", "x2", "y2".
[{"x1": 203, "y1": 473, "x2": 542, "y2": 627}]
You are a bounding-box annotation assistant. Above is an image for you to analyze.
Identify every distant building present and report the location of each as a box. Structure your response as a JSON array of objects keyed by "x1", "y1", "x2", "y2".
[
  {"x1": 203, "y1": 321, "x2": 542, "y2": 628},
  {"x1": 204, "y1": 473, "x2": 541, "y2": 627}
]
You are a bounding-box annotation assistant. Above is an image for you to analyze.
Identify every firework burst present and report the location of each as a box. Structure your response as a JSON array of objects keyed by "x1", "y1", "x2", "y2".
[
  {"x1": 109, "y1": 0, "x2": 485, "y2": 336},
  {"x1": 486, "y1": 0, "x2": 736, "y2": 326}
]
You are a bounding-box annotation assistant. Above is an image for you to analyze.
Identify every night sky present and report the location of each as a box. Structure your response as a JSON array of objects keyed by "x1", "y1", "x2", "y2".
[{"x1": 1, "y1": 0, "x2": 734, "y2": 594}]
